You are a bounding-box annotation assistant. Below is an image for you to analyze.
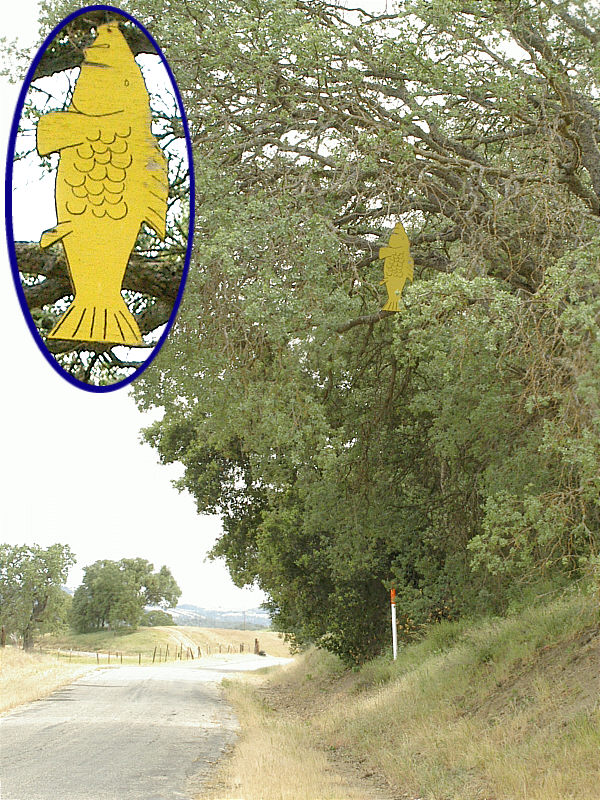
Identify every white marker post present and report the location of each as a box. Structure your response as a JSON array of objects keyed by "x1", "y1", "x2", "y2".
[{"x1": 390, "y1": 588, "x2": 398, "y2": 661}]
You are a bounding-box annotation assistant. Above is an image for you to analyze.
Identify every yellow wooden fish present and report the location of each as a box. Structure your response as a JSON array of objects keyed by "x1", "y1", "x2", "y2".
[
  {"x1": 379, "y1": 222, "x2": 414, "y2": 312},
  {"x1": 37, "y1": 22, "x2": 168, "y2": 346}
]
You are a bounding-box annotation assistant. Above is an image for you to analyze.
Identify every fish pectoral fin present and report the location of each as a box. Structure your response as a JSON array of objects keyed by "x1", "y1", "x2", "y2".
[
  {"x1": 37, "y1": 112, "x2": 91, "y2": 156},
  {"x1": 40, "y1": 222, "x2": 73, "y2": 248}
]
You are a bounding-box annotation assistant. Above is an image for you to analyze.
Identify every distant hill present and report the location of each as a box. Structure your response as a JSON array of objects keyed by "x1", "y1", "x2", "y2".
[{"x1": 170, "y1": 604, "x2": 271, "y2": 629}]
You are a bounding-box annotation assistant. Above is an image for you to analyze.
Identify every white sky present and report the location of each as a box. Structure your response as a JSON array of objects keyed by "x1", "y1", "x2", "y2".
[{"x1": 0, "y1": 2, "x2": 267, "y2": 611}]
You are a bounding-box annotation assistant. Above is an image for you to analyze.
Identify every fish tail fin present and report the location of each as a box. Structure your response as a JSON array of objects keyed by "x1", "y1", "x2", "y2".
[
  {"x1": 382, "y1": 296, "x2": 402, "y2": 312},
  {"x1": 40, "y1": 222, "x2": 73, "y2": 248},
  {"x1": 47, "y1": 296, "x2": 143, "y2": 346}
]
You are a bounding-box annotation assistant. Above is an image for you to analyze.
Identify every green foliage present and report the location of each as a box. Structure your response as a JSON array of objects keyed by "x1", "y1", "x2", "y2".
[
  {"x1": 70, "y1": 558, "x2": 181, "y2": 632},
  {"x1": 34, "y1": 0, "x2": 600, "y2": 661},
  {"x1": 0, "y1": 543, "x2": 75, "y2": 649},
  {"x1": 141, "y1": 609, "x2": 175, "y2": 626}
]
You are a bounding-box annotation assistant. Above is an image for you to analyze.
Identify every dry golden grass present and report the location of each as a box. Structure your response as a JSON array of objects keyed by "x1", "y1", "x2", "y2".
[
  {"x1": 314, "y1": 595, "x2": 600, "y2": 800},
  {"x1": 204, "y1": 665, "x2": 379, "y2": 800},
  {"x1": 162, "y1": 626, "x2": 291, "y2": 658},
  {"x1": 208, "y1": 592, "x2": 600, "y2": 800},
  {"x1": 0, "y1": 646, "x2": 93, "y2": 714},
  {"x1": 43, "y1": 626, "x2": 290, "y2": 659}
]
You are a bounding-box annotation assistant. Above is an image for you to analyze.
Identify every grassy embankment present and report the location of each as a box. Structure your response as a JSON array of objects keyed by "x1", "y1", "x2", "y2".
[
  {"x1": 42, "y1": 625, "x2": 290, "y2": 660},
  {"x1": 207, "y1": 587, "x2": 600, "y2": 800},
  {"x1": 0, "y1": 647, "x2": 93, "y2": 714}
]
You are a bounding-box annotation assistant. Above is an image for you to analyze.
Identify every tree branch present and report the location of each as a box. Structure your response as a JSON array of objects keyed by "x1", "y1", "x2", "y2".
[
  {"x1": 15, "y1": 242, "x2": 182, "y2": 307},
  {"x1": 336, "y1": 309, "x2": 393, "y2": 333},
  {"x1": 543, "y1": 0, "x2": 600, "y2": 45},
  {"x1": 14, "y1": 242, "x2": 183, "y2": 350}
]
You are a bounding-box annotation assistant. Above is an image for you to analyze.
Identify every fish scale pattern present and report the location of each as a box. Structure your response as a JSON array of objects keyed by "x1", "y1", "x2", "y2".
[
  {"x1": 385, "y1": 251, "x2": 406, "y2": 278},
  {"x1": 64, "y1": 125, "x2": 132, "y2": 219}
]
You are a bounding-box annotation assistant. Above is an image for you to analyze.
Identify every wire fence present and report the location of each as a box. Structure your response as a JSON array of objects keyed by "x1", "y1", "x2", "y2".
[{"x1": 40, "y1": 639, "x2": 261, "y2": 665}]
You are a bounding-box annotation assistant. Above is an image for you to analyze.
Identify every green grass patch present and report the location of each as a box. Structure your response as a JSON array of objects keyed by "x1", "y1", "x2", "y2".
[
  {"x1": 353, "y1": 584, "x2": 597, "y2": 693},
  {"x1": 239, "y1": 585, "x2": 599, "y2": 800},
  {"x1": 319, "y1": 587, "x2": 600, "y2": 800}
]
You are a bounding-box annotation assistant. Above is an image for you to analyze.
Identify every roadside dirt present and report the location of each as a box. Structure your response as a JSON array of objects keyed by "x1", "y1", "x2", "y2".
[{"x1": 251, "y1": 667, "x2": 406, "y2": 800}]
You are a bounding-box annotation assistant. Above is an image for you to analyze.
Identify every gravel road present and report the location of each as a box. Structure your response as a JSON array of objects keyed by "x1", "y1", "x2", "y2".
[{"x1": 0, "y1": 654, "x2": 290, "y2": 800}]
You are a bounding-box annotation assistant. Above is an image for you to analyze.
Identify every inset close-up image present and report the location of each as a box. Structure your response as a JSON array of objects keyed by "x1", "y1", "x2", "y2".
[{"x1": 7, "y1": 7, "x2": 193, "y2": 389}]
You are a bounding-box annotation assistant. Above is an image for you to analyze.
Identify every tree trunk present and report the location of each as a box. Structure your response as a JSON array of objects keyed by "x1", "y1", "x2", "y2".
[{"x1": 22, "y1": 627, "x2": 34, "y2": 650}]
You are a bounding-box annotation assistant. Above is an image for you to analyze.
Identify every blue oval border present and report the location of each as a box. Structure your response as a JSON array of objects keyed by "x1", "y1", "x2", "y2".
[{"x1": 5, "y1": 4, "x2": 195, "y2": 393}]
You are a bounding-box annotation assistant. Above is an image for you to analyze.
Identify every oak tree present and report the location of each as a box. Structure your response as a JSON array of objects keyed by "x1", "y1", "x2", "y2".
[
  {"x1": 0, "y1": 543, "x2": 75, "y2": 649},
  {"x1": 70, "y1": 557, "x2": 181, "y2": 631},
  {"x1": 27, "y1": 0, "x2": 600, "y2": 661}
]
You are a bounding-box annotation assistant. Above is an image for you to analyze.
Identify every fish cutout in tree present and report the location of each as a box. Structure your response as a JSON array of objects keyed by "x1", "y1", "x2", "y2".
[
  {"x1": 36, "y1": 22, "x2": 168, "y2": 345},
  {"x1": 379, "y1": 222, "x2": 414, "y2": 312}
]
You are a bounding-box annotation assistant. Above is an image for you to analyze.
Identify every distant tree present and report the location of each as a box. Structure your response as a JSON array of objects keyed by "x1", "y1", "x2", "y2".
[
  {"x1": 0, "y1": 543, "x2": 75, "y2": 649},
  {"x1": 70, "y1": 558, "x2": 181, "y2": 632},
  {"x1": 141, "y1": 609, "x2": 175, "y2": 626}
]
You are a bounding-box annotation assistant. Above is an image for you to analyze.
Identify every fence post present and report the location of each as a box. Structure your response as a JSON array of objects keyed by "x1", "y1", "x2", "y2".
[
  {"x1": 197, "y1": 646, "x2": 201, "y2": 658},
  {"x1": 165, "y1": 644, "x2": 169, "y2": 661},
  {"x1": 96, "y1": 651, "x2": 99, "y2": 664},
  {"x1": 152, "y1": 646, "x2": 157, "y2": 663},
  {"x1": 138, "y1": 652, "x2": 141, "y2": 665}
]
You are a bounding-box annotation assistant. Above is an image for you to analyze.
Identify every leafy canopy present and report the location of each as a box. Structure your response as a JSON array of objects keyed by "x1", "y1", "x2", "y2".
[{"x1": 37, "y1": 0, "x2": 600, "y2": 661}]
